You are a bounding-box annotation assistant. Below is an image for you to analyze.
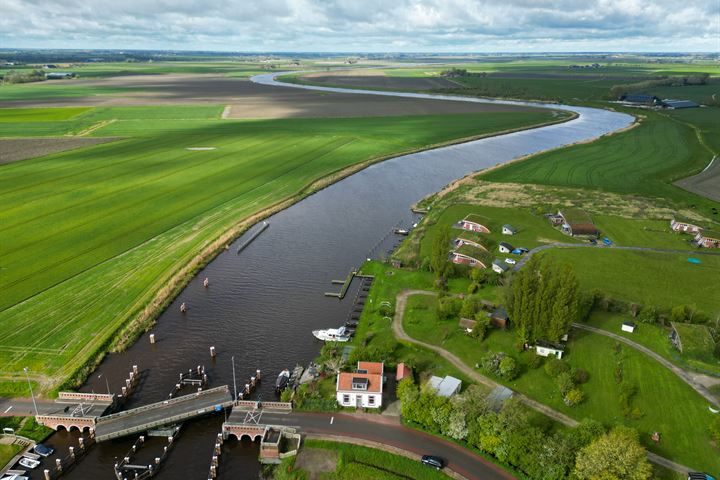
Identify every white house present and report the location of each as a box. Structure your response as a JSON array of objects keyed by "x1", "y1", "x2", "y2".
[
  {"x1": 427, "y1": 375, "x2": 462, "y2": 397},
  {"x1": 492, "y1": 259, "x2": 510, "y2": 274},
  {"x1": 336, "y1": 361, "x2": 383, "y2": 409},
  {"x1": 670, "y1": 219, "x2": 702, "y2": 234},
  {"x1": 502, "y1": 224, "x2": 518, "y2": 235},
  {"x1": 535, "y1": 340, "x2": 564, "y2": 359},
  {"x1": 621, "y1": 321, "x2": 636, "y2": 333},
  {"x1": 499, "y1": 242, "x2": 514, "y2": 254}
]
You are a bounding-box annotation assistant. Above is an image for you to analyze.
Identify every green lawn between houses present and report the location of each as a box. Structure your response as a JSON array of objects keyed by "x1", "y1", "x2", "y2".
[
  {"x1": 401, "y1": 294, "x2": 720, "y2": 474},
  {"x1": 0, "y1": 106, "x2": 560, "y2": 396}
]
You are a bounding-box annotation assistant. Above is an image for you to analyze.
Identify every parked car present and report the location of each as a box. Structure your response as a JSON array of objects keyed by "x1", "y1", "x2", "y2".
[
  {"x1": 588, "y1": 238, "x2": 597, "y2": 245},
  {"x1": 511, "y1": 247, "x2": 529, "y2": 255},
  {"x1": 33, "y1": 443, "x2": 54, "y2": 457},
  {"x1": 688, "y1": 473, "x2": 716, "y2": 480},
  {"x1": 420, "y1": 454, "x2": 445, "y2": 469},
  {"x1": 504, "y1": 258, "x2": 516, "y2": 265},
  {"x1": 602, "y1": 237, "x2": 613, "y2": 246}
]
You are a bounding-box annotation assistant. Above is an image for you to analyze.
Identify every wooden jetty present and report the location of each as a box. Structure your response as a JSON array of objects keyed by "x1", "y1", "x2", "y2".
[
  {"x1": 236, "y1": 221, "x2": 269, "y2": 255},
  {"x1": 324, "y1": 268, "x2": 356, "y2": 299}
]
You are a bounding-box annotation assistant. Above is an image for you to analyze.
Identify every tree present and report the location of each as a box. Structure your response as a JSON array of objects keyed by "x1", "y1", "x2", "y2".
[
  {"x1": 429, "y1": 226, "x2": 453, "y2": 282},
  {"x1": 544, "y1": 358, "x2": 570, "y2": 378},
  {"x1": 555, "y1": 371, "x2": 575, "y2": 396},
  {"x1": 498, "y1": 356, "x2": 518, "y2": 380},
  {"x1": 568, "y1": 419, "x2": 605, "y2": 449},
  {"x1": 574, "y1": 426, "x2": 652, "y2": 480},
  {"x1": 564, "y1": 388, "x2": 584, "y2": 406},
  {"x1": 470, "y1": 314, "x2": 491, "y2": 340},
  {"x1": 437, "y1": 296, "x2": 462, "y2": 320}
]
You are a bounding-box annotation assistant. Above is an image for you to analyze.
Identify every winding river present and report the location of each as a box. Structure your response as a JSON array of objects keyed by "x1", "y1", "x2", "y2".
[{"x1": 36, "y1": 74, "x2": 633, "y2": 480}]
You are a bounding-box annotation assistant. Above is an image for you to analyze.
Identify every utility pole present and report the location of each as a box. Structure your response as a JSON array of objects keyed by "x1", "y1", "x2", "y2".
[
  {"x1": 23, "y1": 367, "x2": 39, "y2": 417},
  {"x1": 231, "y1": 356, "x2": 238, "y2": 403}
]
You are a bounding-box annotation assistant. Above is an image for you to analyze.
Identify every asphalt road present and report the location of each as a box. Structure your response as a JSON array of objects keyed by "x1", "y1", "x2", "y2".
[{"x1": 261, "y1": 411, "x2": 514, "y2": 480}]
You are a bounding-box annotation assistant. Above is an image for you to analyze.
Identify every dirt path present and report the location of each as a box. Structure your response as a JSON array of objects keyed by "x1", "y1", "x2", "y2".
[
  {"x1": 392, "y1": 289, "x2": 695, "y2": 474},
  {"x1": 572, "y1": 323, "x2": 720, "y2": 406}
]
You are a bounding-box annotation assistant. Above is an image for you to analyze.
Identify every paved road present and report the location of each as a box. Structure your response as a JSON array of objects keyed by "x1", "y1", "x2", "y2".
[
  {"x1": 393, "y1": 289, "x2": 696, "y2": 474},
  {"x1": 513, "y1": 242, "x2": 720, "y2": 271},
  {"x1": 0, "y1": 397, "x2": 108, "y2": 417},
  {"x1": 261, "y1": 410, "x2": 513, "y2": 480},
  {"x1": 572, "y1": 323, "x2": 719, "y2": 407}
]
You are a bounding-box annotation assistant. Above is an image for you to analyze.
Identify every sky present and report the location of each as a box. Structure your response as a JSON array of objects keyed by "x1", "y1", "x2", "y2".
[{"x1": 1, "y1": 0, "x2": 719, "y2": 52}]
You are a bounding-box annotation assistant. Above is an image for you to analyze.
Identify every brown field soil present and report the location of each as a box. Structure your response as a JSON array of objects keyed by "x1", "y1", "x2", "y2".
[
  {"x1": 303, "y1": 70, "x2": 460, "y2": 90},
  {"x1": 675, "y1": 156, "x2": 720, "y2": 202},
  {"x1": 0, "y1": 137, "x2": 118, "y2": 165},
  {"x1": 0, "y1": 74, "x2": 540, "y2": 118}
]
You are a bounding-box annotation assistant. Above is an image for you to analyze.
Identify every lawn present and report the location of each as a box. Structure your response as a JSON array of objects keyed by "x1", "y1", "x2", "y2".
[
  {"x1": 537, "y1": 248, "x2": 720, "y2": 315},
  {"x1": 480, "y1": 110, "x2": 719, "y2": 216},
  {"x1": 0, "y1": 444, "x2": 22, "y2": 472},
  {"x1": 585, "y1": 311, "x2": 720, "y2": 376},
  {"x1": 401, "y1": 294, "x2": 720, "y2": 473},
  {"x1": 0, "y1": 108, "x2": 559, "y2": 395},
  {"x1": 592, "y1": 215, "x2": 696, "y2": 250}
]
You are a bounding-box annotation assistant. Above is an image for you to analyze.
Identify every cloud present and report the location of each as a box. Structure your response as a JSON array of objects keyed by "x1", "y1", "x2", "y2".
[{"x1": 0, "y1": 0, "x2": 717, "y2": 51}]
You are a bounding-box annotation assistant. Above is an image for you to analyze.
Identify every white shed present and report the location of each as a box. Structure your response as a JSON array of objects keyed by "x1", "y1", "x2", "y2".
[
  {"x1": 535, "y1": 340, "x2": 564, "y2": 359},
  {"x1": 621, "y1": 322, "x2": 636, "y2": 333}
]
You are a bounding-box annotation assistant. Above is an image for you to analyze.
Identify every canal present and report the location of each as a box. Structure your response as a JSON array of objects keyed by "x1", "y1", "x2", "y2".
[{"x1": 34, "y1": 75, "x2": 633, "y2": 479}]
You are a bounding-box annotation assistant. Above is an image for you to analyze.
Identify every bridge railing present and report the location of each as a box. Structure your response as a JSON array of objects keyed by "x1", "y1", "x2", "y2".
[
  {"x1": 97, "y1": 385, "x2": 230, "y2": 423},
  {"x1": 57, "y1": 392, "x2": 115, "y2": 403},
  {"x1": 233, "y1": 400, "x2": 291, "y2": 411}
]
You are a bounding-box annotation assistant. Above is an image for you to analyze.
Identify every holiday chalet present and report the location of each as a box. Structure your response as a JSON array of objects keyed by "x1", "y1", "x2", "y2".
[{"x1": 459, "y1": 214, "x2": 491, "y2": 233}]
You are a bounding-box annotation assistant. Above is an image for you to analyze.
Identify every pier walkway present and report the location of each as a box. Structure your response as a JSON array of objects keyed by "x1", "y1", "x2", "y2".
[{"x1": 94, "y1": 386, "x2": 232, "y2": 442}]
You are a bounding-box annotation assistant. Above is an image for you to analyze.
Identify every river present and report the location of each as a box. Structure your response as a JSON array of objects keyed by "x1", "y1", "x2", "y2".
[{"x1": 31, "y1": 74, "x2": 633, "y2": 480}]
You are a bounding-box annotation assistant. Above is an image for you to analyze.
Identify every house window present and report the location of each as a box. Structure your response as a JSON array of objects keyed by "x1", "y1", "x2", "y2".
[
  {"x1": 368, "y1": 396, "x2": 375, "y2": 406},
  {"x1": 343, "y1": 394, "x2": 350, "y2": 404},
  {"x1": 351, "y1": 377, "x2": 369, "y2": 390}
]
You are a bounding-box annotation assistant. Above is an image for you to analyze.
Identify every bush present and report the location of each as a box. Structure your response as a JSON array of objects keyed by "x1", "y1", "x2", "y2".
[
  {"x1": 573, "y1": 368, "x2": 589, "y2": 384},
  {"x1": 481, "y1": 352, "x2": 504, "y2": 376},
  {"x1": 470, "y1": 314, "x2": 491, "y2": 340},
  {"x1": 528, "y1": 352, "x2": 543, "y2": 369},
  {"x1": 498, "y1": 356, "x2": 518, "y2": 380},
  {"x1": 564, "y1": 388, "x2": 585, "y2": 406},
  {"x1": 544, "y1": 358, "x2": 570, "y2": 378},
  {"x1": 437, "y1": 296, "x2": 463, "y2": 320},
  {"x1": 556, "y1": 372, "x2": 575, "y2": 396}
]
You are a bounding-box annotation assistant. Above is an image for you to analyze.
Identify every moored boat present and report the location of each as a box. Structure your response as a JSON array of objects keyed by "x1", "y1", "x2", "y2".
[
  {"x1": 312, "y1": 326, "x2": 350, "y2": 342},
  {"x1": 275, "y1": 369, "x2": 290, "y2": 392}
]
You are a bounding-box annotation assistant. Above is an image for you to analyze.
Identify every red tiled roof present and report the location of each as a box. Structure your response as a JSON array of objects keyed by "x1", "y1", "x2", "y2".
[
  {"x1": 337, "y1": 372, "x2": 382, "y2": 393},
  {"x1": 357, "y1": 361, "x2": 383, "y2": 375},
  {"x1": 396, "y1": 362, "x2": 411, "y2": 381}
]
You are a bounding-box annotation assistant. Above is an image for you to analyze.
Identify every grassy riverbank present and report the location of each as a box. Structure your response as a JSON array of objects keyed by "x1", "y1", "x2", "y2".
[{"x1": 0, "y1": 105, "x2": 562, "y2": 396}]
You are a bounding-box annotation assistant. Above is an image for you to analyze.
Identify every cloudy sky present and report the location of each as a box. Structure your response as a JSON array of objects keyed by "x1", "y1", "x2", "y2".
[{"x1": 1, "y1": 0, "x2": 718, "y2": 52}]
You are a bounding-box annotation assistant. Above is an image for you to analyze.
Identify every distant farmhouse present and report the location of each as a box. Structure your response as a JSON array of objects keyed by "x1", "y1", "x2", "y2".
[
  {"x1": 498, "y1": 241, "x2": 514, "y2": 254},
  {"x1": 661, "y1": 99, "x2": 699, "y2": 109},
  {"x1": 45, "y1": 72, "x2": 76, "y2": 80},
  {"x1": 557, "y1": 209, "x2": 598, "y2": 237},
  {"x1": 694, "y1": 230, "x2": 720, "y2": 249},
  {"x1": 458, "y1": 214, "x2": 491, "y2": 233},
  {"x1": 619, "y1": 94, "x2": 699, "y2": 109},
  {"x1": 670, "y1": 218, "x2": 703, "y2": 234},
  {"x1": 492, "y1": 258, "x2": 510, "y2": 274},
  {"x1": 502, "y1": 224, "x2": 518, "y2": 235}
]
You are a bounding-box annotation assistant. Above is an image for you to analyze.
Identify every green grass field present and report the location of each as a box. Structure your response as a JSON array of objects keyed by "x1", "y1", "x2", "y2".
[
  {"x1": 0, "y1": 106, "x2": 558, "y2": 395},
  {"x1": 592, "y1": 216, "x2": 696, "y2": 250},
  {"x1": 401, "y1": 294, "x2": 720, "y2": 473},
  {"x1": 481, "y1": 110, "x2": 719, "y2": 215},
  {"x1": 538, "y1": 248, "x2": 720, "y2": 315}
]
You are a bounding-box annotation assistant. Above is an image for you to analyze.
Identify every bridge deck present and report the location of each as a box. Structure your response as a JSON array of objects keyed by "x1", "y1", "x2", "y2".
[{"x1": 94, "y1": 386, "x2": 232, "y2": 442}]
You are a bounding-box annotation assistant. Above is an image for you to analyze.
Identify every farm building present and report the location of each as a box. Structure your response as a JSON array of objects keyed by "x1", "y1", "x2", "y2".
[
  {"x1": 498, "y1": 242, "x2": 514, "y2": 253},
  {"x1": 458, "y1": 214, "x2": 491, "y2": 233},
  {"x1": 336, "y1": 361, "x2": 384, "y2": 409},
  {"x1": 492, "y1": 259, "x2": 510, "y2": 274},
  {"x1": 427, "y1": 375, "x2": 462, "y2": 397},
  {"x1": 621, "y1": 321, "x2": 636, "y2": 333},
  {"x1": 661, "y1": 99, "x2": 699, "y2": 109},
  {"x1": 557, "y1": 209, "x2": 598, "y2": 237},
  {"x1": 619, "y1": 94, "x2": 661, "y2": 105},
  {"x1": 670, "y1": 218, "x2": 702, "y2": 234},
  {"x1": 453, "y1": 232, "x2": 493, "y2": 251},
  {"x1": 670, "y1": 323, "x2": 716, "y2": 359},
  {"x1": 459, "y1": 317, "x2": 477, "y2": 333},
  {"x1": 45, "y1": 72, "x2": 76, "y2": 79},
  {"x1": 693, "y1": 230, "x2": 720, "y2": 248},
  {"x1": 535, "y1": 340, "x2": 565, "y2": 359},
  {"x1": 502, "y1": 224, "x2": 518, "y2": 235},
  {"x1": 451, "y1": 244, "x2": 491, "y2": 269},
  {"x1": 489, "y1": 307, "x2": 509, "y2": 329}
]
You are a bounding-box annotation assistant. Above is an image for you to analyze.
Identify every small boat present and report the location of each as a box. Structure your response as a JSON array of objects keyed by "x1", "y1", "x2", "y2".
[
  {"x1": 180, "y1": 302, "x2": 187, "y2": 313},
  {"x1": 393, "y1": 228, "x2": 409, "y2": 235},
  {"x1": 33, "y1": 444, "x2": 54, "y2": 457},
  {"x1": 19, "y1": 457, "x2": 40, "y2": 469},
  {"x1": 275, "y1": 369, "x2": 290, "y2": 392},
  {"x1": 312, "y1": 326, "x2": 351, "y2": 342},
  {"x1": 299, "y1": 363, "x2": 320, "y2": 385},
  {"x1": 288, "y1": 364, "x2": 304, "y2": 389}
]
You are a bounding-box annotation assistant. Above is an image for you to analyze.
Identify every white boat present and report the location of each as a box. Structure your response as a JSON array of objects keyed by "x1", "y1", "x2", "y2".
[
  {"x1": 2, "y1": 474, "x2": 29, "y2": 480},
  {"x1": 19, "y1": 457, "x2": 40, "y2": 469},
  {"x1": 312, "y1": 326, "x2": 351, "y2": 342},
  {"x1": 275, "y1": 369, "x2": 290, "y2": 392}
]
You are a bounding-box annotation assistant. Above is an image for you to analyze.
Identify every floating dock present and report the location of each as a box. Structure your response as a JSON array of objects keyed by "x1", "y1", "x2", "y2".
[
  {"x1": 324, "y1": 269, "x2": 356, "y2": 299},
  {"x1": 236, "y1": 221, "x2": 269, "y2": 255}
]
